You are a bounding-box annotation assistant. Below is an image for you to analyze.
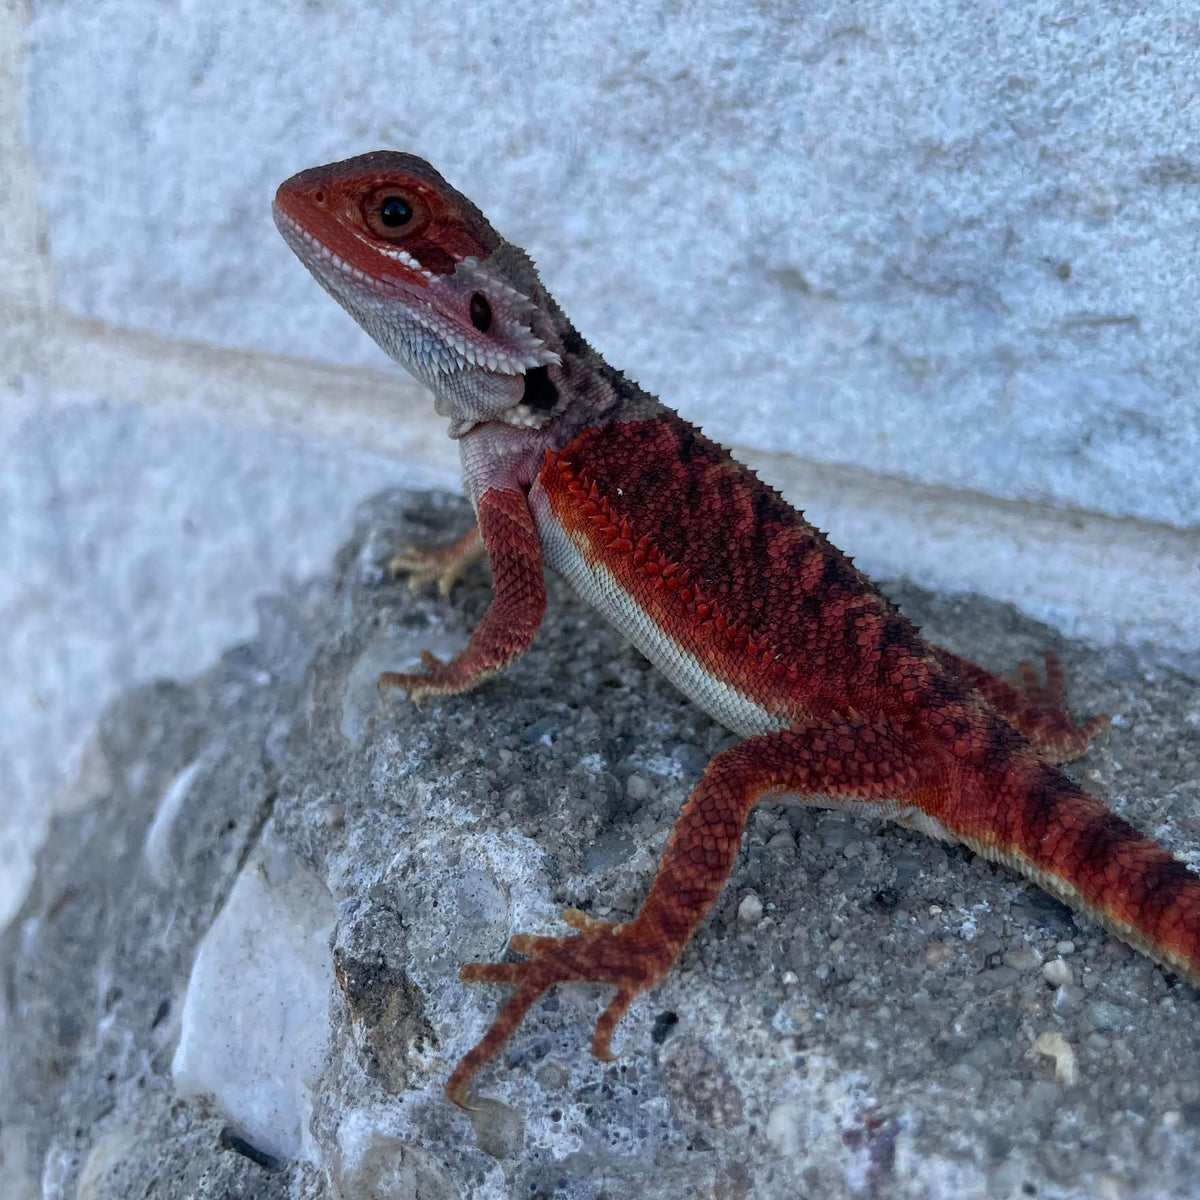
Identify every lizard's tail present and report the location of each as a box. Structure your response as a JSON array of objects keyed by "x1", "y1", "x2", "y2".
[{"x1": 952, "y1": 753, "x2": 1200, "y2": 986}]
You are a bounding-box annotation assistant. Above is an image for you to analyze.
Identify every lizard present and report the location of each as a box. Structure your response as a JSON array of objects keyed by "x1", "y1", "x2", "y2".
[{"x1": 273, "y1": 151, "x2": 1200, "y2": 1108}]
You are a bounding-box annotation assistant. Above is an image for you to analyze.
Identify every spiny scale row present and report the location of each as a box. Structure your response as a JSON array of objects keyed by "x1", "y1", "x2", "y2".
[{"x1": 555, "y1": 459, "x2": 799, "y2": 680}]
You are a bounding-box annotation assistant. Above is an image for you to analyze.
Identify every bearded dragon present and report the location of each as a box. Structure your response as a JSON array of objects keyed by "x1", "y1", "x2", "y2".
[{"x1": 273, "y1": 152, "x2": 1199, "y2": 1107}]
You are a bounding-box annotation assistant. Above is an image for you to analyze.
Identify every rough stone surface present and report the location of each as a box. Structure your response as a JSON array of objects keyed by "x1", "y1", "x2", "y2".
[
  {"x1": 24, "y1": 2, "x2": 1200, "y2": 529},
  {"x1": 3, "y1": 490, "x2": 1199, "y2": 1199},
  {"x1": 171, "y1": 823, "x2": 338, "y2": 1163}
]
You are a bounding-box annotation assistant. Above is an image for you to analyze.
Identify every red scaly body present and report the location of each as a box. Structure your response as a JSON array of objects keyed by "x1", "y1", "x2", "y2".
[{"x1": 273, "y1": 152, "x2": 1199, "y2": 1109}]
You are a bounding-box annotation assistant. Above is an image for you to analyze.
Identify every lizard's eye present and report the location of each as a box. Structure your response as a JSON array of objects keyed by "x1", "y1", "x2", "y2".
[
  {"x1": 363, "y1": 188, "x2": 430, "y2": 240},
  {"x1": 469, "y1": 293, "x2": 492, "y2": 332},
  {"x1": 378, "y1": 196, "x2": 412, "y2": 227}
]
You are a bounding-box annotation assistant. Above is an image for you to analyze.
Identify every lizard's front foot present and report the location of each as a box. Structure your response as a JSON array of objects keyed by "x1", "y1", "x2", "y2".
[
  {"x1": 378, "y1": 651, "x2": 488, "y2": 706},
  {"x1": 388, "y1": 525, "x2": 484, "y2": 596},
  {"x1": 446, "y1": 908, "x2": 678, "y2": 1107}
]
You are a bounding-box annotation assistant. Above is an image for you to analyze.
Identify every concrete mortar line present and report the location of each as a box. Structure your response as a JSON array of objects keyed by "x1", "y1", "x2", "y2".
[
  {"x1": 13, "y1": 305, "x2": 1200, "y2": 657},
  {"x1": 23, "y1": 307, "x2": 461, "y2": 480}
]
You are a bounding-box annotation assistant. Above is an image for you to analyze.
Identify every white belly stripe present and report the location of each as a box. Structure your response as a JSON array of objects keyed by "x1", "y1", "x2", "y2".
[{"x1": 531, "y1": 485, "x2": 784, "y2": 739}]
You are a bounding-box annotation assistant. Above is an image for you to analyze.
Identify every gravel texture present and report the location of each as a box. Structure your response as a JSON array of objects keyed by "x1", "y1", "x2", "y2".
[{"x1": 3, "y1": 489, "x2": 1199, "y2": 1199}]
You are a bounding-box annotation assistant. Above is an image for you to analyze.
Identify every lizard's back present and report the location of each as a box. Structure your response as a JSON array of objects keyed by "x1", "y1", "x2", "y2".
[{"x1": 535, "y1": 406, "x2": 967, "y2": 739}]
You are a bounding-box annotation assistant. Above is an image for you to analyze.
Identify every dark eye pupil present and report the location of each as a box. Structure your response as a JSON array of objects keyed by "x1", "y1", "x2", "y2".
[
  {"x1": 379, "y1": 196, "x2": 412, "y2": 228},
  {"x1": 469, "y1": 293, "x2": 492, "y2": 333}
]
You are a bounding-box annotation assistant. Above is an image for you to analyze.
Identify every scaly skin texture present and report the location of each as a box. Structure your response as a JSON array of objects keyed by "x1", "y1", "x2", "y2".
[{"x1": 274, "y1": 152, "x2": 1198, "y2": 1109}]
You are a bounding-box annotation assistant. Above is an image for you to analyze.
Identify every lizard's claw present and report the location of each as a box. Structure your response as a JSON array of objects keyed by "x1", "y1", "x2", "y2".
[
  {"x1": 388, "y1": 546, "x2": 465, "y2": 596},
  {"x1": 379, "y1": 650, "x2": 505, "y2": 706},
  {"x1": 446, "y1": 908, "x2": 676, "y2": 1107},
  {"x1": 378, "y1": 652, "x2": 454, "y2": 706}
]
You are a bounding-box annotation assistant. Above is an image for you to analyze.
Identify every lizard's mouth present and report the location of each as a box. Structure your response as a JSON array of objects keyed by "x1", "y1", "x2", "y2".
[{"x1": 274, "y1": 206, "x2": 559, "y2": 378}]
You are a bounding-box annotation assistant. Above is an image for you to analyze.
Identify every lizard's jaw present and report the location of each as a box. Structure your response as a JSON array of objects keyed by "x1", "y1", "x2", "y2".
[
  {"x1": 445, "y1": 401, "x2": 559, "y2": 441},
  {"x1": 274, "y1": 204, "x2": 558, "y2": 380}
]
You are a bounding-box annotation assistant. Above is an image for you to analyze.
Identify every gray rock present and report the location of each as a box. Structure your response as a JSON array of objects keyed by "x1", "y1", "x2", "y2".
[
  {"x1": 1085, "y1": 1001, "x2": 1136, "y2": 1033},
  {"x1": 4, "y1": 489, "x2": 1200, "y2": 1200},
  {"x1": 670, "y1": 742, "x2": 710, "y2": 778},
  {"x1": 467, "y1": 1098, "x2": 525, "y2": 1161}
]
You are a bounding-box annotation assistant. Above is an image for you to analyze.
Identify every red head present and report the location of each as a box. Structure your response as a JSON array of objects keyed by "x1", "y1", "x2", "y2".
[
  {"x1": 274, "y1": 151, "x2": 499, "y2": 285},
  {"x1": 273, "y1": 152, "x2": 561, "y2": 400}
]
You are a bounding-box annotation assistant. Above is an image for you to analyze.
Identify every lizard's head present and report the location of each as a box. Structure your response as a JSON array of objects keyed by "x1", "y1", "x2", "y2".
[{"x1": 274, "y1": 151, "x2": 563, "y2": 437}]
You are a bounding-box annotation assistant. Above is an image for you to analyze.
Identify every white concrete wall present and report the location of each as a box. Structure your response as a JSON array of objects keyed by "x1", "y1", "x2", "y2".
[{"x1": 3, "y1": 0, "x2": 1198, "y2": 926}]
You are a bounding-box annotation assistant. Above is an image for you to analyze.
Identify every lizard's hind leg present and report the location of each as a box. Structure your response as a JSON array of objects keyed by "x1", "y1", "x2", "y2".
[{"x1": 447, "y1": 713, "x2": 927, "y2": 1105}]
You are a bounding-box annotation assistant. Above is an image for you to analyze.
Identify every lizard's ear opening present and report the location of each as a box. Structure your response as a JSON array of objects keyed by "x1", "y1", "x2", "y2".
[{"x1": 520, "y1": 366, "x2": 559, "y2": 412}]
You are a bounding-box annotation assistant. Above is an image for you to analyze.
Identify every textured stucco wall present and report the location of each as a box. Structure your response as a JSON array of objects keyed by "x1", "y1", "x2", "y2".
[{"x1": 24, "y1": 0, "x2": 1200, "y2": 527}]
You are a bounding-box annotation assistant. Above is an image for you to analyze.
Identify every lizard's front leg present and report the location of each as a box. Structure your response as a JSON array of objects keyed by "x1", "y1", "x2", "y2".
[
  {"x1": 447, "y1": 714, "x2": 923, "y2": 1106},
  {"x1": 380, "y1": 487, "x2": 545, "y2": 703}
]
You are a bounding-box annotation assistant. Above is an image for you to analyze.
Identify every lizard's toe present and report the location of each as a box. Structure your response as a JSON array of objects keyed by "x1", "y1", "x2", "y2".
[
  {"x1": 378, "y1": 653, "x2": 458, "y2": 705},
  {"x1": 388, "y1": 547, "x2": 440, "y2": 591},
  {"x1": 388, "y1": 539, "x2": 479, "y2": 595},
  {"x1": 449, "y1": 911, "x2": 674, "y2": 1105}
]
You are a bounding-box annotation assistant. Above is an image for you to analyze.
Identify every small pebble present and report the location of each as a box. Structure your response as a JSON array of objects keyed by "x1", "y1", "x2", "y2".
[
  {"x1": 962, "y1": 1037, "x2": 1009, "y2": 1071},
  {"x1": 1093, "y1": 1173, "x2": 1127, "y2": 1200},
  {"x1": 1052, "y1": 984, "x2": 1085, "y2": 1015},
  {"x1": 1003, "y1": 946, "x2": 1043, "y2": 971},
  {"x1": 1031, "y1": 1031, "x2": 1078, "y2": 1085},
  {"x1": 738, "y1": 894, "x2": 764, "y2": 925},
  {"x1": 467, "y1": 1097, "x2": 525, "y2": 1159},
  {"x1": 1056, "y1": 939, "x2": 1076, "y2": 955},
  {"x1": 1025, "y1": 1080, "x2": 1062, "y2": 1122},
  {"x1": 670, "y1": 743, "x2": 709, "y2": 776},
  {"x1": 924, "y1": 941, "x2": 954, "y2": 968},
  {"x1": 780, "y1": 970, "x2": 799, "y2": 987},
  {"x1": 535, "y1": 1062, "x2": 569, "y2": 1092},
  {"x1": 625, "y1": 773, "x2": 651, "y2": 801},
  {"x1": 1042, "y1": 958, "x2": 1073, "y2": 987},
  {"x1": 520, "y1": 716, "x2": 559, "y2": 744},
  {"x1": 1085, "y1": 1000, "x2": 1133, "y2": 1031},
  {"x1": 981, "y1": 966, "x2": 1019, "y2": 991}
]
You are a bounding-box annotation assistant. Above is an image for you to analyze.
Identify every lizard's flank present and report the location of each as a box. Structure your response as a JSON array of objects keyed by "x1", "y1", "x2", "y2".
[{"x1": 274, "y1": 151, "x2": 1198, "y2": 1108}]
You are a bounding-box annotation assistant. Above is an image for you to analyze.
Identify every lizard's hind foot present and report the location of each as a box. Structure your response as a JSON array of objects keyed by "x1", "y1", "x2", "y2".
[
  {"x1": 1009, "y1": 651, "x2": 1110, "y2": 763},
  {"x1": 936, "y1": 647, "x2": 1109, "y2": 764},
  {"x1": 446, "y1": 908, "x2": 673, "y2": 1107}
]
